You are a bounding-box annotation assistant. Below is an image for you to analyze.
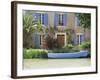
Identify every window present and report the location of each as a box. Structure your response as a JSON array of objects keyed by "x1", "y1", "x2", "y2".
[
  {"x1": 40, "y1": 35, "x2": 42, "y2": 45},
  {"x1": 76, "y1": 34, "x2": 83, "y2": 45},
  {"x1": 42, "y1": 14, "x2": 45, "y2": 24},
  {"x1": 38, "y1": 14, "x2": 45, "y2": 25},
  {"x1": 54, "y1": 13, "x2": 67, "y2": 26},
  {"x1": 58, "y1": 14, "x2": 64, "y2": 25}
]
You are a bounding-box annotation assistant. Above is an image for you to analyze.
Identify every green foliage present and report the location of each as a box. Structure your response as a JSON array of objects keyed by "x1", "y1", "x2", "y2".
[
  {"x1": 23, "y1": 49, "x2": 48, "y2": 59},
  {"x1": 65, "y1": 44, "x2": 74, "y2": 49},
  {"x1": 23, "y1": 12, "x2": 36, "y2": 48},
  {"x1": 46, "y1": 27, "x2": 56, "y2": 38},
  {"x1": 46, "y1": 27, "x2": 64, "y2": 49},
  {"x1": 46, "y1": 35, "x2": 58, "y2": 49},
  {"x1": 50, "y1": 48, "x2": 69, "y2": 53},
  {"x1": 65, "y1": 29, "x2": 74, "y2": 44},
  {"x1": 23, "y1": 11, "x2": 46, "y2": 48},
  {"x1": 23, "y1": 49, "x2": 33, "y2": 59},
  {"x1": 72, "y1": 45, "x2": 80, "y2": 51},
  {"x1": 77, "y1": 13, "x2": 91, "y2": 31},
  {"x1": 48, "y1": 48, "x2": 79, "y2": 53},
  {"x1": 23, "y1": 11, "x2": 46, "y2": 33},
  {"x1": 80, "y1": 41, "x2": 91, "y2": 51}
]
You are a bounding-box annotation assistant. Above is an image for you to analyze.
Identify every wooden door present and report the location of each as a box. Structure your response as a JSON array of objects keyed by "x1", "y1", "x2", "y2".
[{"x1": 57, "y1": 35, "x2": 65, "y2": 47}]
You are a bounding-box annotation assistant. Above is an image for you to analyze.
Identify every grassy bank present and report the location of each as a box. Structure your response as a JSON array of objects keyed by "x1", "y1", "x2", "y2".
[{"x1": 23, "y1": 49, "x2": 48, "y2": 59}]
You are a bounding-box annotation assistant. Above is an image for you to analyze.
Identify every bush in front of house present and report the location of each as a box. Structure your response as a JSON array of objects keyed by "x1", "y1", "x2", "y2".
[
  {"x1": 79, "y1": 41, "x2": 91, "y2": 58},
  {"x1": 23, "y1": 49, "x2": 33, "y2": 59},
  {"x1": 80, "y1": 41, "x2": 91, "y2": 51},
  {"x1": 65, "y1": 44, "x2": 74, "y2": 49},
  {"x1": 48, "y1": 48, "x2": 79, "y2": 53},
  {"x1": 46, "y1": 35, "x2": 58, "y2": 49},
  {"x1": 48, "y1": 48, "x2": 69, "y2": 53},
  {"x1": 23, "y1": 49, "x2": 48, "y2": 59}
]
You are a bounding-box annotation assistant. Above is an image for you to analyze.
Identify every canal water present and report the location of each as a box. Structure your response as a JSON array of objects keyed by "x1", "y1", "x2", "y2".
[{"x1": 24, "y1": 58, "x2": 91, "y2": 69}]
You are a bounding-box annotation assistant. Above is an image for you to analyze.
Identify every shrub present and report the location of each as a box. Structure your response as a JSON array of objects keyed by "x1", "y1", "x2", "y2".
[
  {"x1": 41, "y1": 51, "x2": 48, "y2": 58},
  {"x1": 80, "y1": 41, "x2": 91, "y2": 51},
  {"x1": 23, "y1": 49, "x2": 48, "y2": 59},
  {"x1": 46, "y1": 35, "x2": 58, "y2": 49},
  {"x1": 48, "y1": 48, "x2": 79, "y2": 53},
  {"x1": 23, "y1": 49, "x2": 33, "y2": 58},
  {"x1": 65, "y1": 44, "x2": 74, "y2": 49},
  {"x1": 79, "y1": 41, "x2": 91, "y2": 57},
  {"x1": 72, "y1": 45, "x2": 80, "y2": 51}
]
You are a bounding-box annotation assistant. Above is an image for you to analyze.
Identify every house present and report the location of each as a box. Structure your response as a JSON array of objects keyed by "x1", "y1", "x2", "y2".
[{"x1": 33, "y1": 11, "x2": 90, "y2": 49}]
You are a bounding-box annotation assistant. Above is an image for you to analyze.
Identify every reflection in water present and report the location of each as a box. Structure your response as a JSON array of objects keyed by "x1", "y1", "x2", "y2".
[{"x1": 24, "y1": 58, "x2": 91, "y2": 69}]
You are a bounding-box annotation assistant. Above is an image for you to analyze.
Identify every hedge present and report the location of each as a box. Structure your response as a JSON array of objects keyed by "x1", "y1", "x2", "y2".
[{"x1": 23, "y1": 49, "x2": 48, "y2": 59}]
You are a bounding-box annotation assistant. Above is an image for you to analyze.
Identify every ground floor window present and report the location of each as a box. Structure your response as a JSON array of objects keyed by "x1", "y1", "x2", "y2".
[
  {"x1": 40, "y1": 35, "x2": 42, "y2": 45},
  {"x1": 76, "y1": 33, "x2": 83, "y2": 45}
]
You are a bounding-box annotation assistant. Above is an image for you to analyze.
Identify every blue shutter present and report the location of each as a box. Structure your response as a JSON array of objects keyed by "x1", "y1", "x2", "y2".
[
  {"x1": 43, "y1": 13, "x2": 48, "y2": 27},
  {"x1": 82, "y1": 33, "x2": 85, "y2": 43},
  {"x1": 77, "y1": 17, "x2": 80, "y2": 26},
  {"x1": 73, "y1": 33, "x2": 77, "y2": 45},
  {"x1": 63, "y1": 14, "x2": 67, "y2": 27},
  {"x1": 75, "y1": 17, "x2": 80, "y2": 28},
  {"x1": 54, "y1": 14, "x2": 59, "y2": 26},
  {"x1": 34, "y1": 13, "x2": 40, "y2": 22},
  {"x1": 35, "y1": 33, "x2": 39, "y2": 48}
]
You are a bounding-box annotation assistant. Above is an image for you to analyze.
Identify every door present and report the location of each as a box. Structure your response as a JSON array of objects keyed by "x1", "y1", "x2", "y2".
[{"x1": 57, "y1": 35, "x2": 65, "y2": 47}]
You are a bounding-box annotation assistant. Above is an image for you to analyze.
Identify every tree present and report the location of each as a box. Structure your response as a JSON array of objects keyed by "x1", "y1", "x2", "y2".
[
  {"x1": 23, "y1": 12, "x2": 36, "y2": 48},
  {"x1": 45, "y1": 27, "x2": 56, "y2": 38},
  {"x1": 77, "y1": 13, "x2": 91, "y2": 31},
  {"x1": 45, "y1": 27, "x2": 58, "y2": 49},
  {"x1": 23, "y1": 11, "x2": 46, "y2": 48}
]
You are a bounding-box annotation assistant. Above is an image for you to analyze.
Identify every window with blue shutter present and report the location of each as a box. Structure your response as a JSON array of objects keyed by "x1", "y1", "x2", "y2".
[
  {"x1": 54, "y1": 13, "x2": 67, "y2": 26},
  {"x1": 35, "y1": 13, "x2": 48, "y2": 27},
  {"x1": 63, "y1": 14, "x2": 67, "y2": 26},
  {"x1": 54, "y1": 14, "x2": 59, "y2": 26},
  {"x1": 75, "y1": 33, "x2": 85, "y2": 45},
  {"x1": 58, "y1": 14, "x2": 63, "y2": 25}
]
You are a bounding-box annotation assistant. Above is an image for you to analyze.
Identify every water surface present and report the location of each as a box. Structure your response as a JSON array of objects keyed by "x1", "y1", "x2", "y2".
[{"x1": 24, "y1": 58, "x2": 91, "y2": 69}]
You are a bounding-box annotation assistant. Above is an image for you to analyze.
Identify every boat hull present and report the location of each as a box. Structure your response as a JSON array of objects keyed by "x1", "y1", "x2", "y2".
[{"x1": 48, "y1": 51, "x2": 89, "y2": 59}]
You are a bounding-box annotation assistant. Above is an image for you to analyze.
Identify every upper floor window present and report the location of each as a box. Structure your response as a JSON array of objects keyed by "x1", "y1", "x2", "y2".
[
  {"x1": 34, "y1": 13, "x2": 48, "y2": 27},
  {"x1": 38, "y1": 14, "x2": 45, "y2": 24},
  {"x1": 54, "y1": 13, "x2": 67, "y2": 26},
  {"x1": 58, "y1": 14, "x2": 64, "y2": 25}
]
